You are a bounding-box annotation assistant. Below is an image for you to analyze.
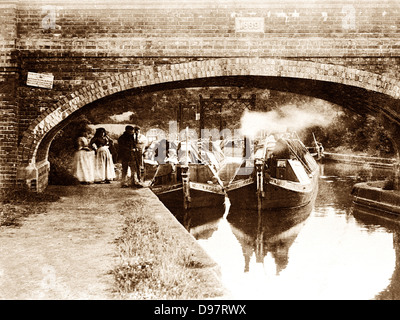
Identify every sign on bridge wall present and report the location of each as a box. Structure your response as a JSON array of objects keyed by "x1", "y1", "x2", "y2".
[{"x1": 26, "y1": 72, "x2": 54, "y2": 89}]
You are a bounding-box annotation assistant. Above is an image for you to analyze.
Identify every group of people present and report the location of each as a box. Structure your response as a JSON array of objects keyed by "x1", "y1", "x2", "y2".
[{"x1": 72, "y1": 125, "x2": 146, "y2": 188}]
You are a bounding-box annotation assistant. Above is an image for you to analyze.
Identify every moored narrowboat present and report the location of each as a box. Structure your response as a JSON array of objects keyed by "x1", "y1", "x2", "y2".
[{"x1": 224, "y1": 135, "x2": 319, "y2": 210}]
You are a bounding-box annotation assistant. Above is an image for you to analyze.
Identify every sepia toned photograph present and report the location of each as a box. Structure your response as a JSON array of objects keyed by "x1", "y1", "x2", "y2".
[{"x1": 1, "y1": 0, "x2": 400, "y2": 304}]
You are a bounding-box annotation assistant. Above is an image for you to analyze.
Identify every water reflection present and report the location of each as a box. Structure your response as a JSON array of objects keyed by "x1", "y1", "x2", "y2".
[
  {"x1": 227, "y1": 202, "x2": 313, "y2": 274},
  {"x1": 352, "y1": 206, "x2": 400, "y2": 300},
  {"x1": 171, "y1": 162, "x2": 399, "y2": 299}
]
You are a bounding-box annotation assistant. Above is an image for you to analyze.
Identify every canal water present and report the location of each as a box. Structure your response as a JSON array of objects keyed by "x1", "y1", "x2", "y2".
[{"x1": 169, "y1": 161, "x2": 400, "y2": 300}]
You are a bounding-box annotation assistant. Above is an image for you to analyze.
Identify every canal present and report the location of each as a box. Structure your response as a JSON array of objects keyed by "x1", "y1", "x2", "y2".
[{"x1": 168, "y1": 161, "x2": 400, "y2": 300}]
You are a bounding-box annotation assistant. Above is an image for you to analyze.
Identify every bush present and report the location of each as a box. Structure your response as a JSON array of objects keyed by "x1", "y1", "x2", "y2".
[{"x1": 48, "y1": 153, "x2": 79, "y2": 186}]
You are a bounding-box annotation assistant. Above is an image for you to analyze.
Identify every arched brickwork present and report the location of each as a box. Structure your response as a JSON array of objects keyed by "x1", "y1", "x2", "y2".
[{"x1": 17, "y1": 57, "x2": 400, "y2": 190}]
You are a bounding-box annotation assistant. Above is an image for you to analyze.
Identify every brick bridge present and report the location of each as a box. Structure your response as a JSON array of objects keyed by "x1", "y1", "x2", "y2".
[{"x1": 2, "y1": 0, "x2": 400, "y2": 191}]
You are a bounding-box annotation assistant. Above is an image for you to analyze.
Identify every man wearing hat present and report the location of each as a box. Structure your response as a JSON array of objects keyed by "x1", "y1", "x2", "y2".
[{"x1": 117, "y1": 125, "x2": 143, "y2": 188}]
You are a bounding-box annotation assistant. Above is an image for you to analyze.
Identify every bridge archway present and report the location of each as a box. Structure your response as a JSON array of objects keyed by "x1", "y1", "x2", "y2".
[{"x1": 17, "y1": 57, "x2": 400, "y2": 191}]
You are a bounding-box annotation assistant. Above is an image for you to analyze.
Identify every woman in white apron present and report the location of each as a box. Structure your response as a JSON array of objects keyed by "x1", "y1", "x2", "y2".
[
  {"x1": 90, "y1": 127, "x2": 116, "y2": 183},
  {"x1": 72, "y1": 130, "x2": 95, "y2": 184}
]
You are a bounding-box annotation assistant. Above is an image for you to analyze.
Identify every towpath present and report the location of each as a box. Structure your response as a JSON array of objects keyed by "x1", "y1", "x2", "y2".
[
  {"x1": 0, "y1": 183, "x2": 226, "y2": 300},
  {"x1": 0, "y1": 184, "x2": 139, "y2": 299}
]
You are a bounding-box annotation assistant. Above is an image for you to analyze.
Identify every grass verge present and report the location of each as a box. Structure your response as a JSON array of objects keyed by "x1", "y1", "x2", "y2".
[
  {"x1": 0, "y1": 189, "x2": 60, "y2": 227},
  {"x1": 111, "y1": 198, "x2": 225, "y2": 300}
]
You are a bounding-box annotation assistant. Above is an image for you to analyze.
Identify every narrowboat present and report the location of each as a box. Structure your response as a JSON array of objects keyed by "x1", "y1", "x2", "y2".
[
  {"x1": 147, "y1": 139, "x2": 225, "y2": 210},
  {"x1": 223, "y1": 135, "x2": 319, "y2": 210}
]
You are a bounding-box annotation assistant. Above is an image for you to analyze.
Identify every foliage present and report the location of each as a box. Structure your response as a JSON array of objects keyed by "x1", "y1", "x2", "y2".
[
  {"x1": 301, "y1": 112, "x2": 396, "y2": 157},
  {"x1": 84, "y1": 87, "x2": 267, "y2": 132}
]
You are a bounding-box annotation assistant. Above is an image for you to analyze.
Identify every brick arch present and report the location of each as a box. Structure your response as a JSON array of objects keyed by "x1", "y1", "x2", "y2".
[{"x1": 19, "y1": 57, "x2": 400, "y2": 168}]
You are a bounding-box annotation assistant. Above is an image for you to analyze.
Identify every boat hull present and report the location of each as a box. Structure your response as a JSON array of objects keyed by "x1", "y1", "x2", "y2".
[
  {"x1": 149, "y1": 162, "x2": 226, "y2": 210},
  {"x1": 153, "y1": 184, "x2": 225, "y2": 210},
  {"x1": 227, "y1": 172, "x2": 319, "y2": 210}
]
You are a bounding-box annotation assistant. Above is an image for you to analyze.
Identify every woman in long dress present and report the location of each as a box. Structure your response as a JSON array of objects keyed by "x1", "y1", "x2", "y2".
[
  {"x1": 90, "y1": 127, "x2": 116, "y2": 183},
  {"x1": 72, "y1": 130, "x2": 95, "y2": 184}
]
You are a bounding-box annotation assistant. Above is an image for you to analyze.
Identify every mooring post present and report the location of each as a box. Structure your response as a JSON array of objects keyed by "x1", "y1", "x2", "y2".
[
  {"x1": 255, "y1": 159, "x2": 264, "y2": 194},
  {"x1": 255, "y1": 159, "x2": 265, "y2": 211},
  {"x1": 181, "y1": 165, "x2": 191, "y2": 210},
  {"x1": 182, "y1": 127, "x2": 191, "y2": 210}
]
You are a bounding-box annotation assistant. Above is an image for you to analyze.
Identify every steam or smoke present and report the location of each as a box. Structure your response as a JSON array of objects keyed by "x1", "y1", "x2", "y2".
[{"x1": 240, "y1": 103, "x2": 337, "y2": 137}]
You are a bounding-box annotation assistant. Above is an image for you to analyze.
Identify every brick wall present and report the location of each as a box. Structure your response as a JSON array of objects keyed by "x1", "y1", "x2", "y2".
[
  {"x1": 0, "y1": 2, "x2": 18, "y2": 190},
  {"x1": 14, "y1": 0, "x2": 400, "y2": 140},
  {"x1": 15, "y1": 0, "x2": 400, "y2": 57},
  {"x1": 2, "y1": 0, "x2": 400, "y2": 190}
]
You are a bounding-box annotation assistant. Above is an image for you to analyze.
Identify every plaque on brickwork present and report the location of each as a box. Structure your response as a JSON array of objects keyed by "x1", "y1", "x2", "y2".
[
  {"x1": 235, "y1": 17, "x2": 264, "y2": 33},
  {"x1": 26, "y1": 72, "x2": 54, "y2": 89}
]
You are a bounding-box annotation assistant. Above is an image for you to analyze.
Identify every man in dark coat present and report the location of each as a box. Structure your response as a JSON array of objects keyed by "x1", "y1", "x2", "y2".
[{"x1": 118, "y1": 125, "x2": 143, "y2": 188}]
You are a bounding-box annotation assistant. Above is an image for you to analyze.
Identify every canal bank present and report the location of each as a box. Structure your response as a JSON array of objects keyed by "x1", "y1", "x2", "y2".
[
  {"x1": 323, "y1": 152, "x2": 400, "y2": 219},
  {"x1": 0, "y1": 184, "x2": 228, "y2": 299},
  {"x1": 324, "y1": 152, "x2": 396, "y2": 169},
  {"x1": 352, "y1": 181, "x2": 400, "y2": 219}
]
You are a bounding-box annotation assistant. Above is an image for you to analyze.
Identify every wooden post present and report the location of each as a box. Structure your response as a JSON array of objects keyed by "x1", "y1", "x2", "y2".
[
  {"x1": 182, "y1": 166, "x2": 191, "y2": 210},
  {"x1": 219, "y1": 103, "x2": 223, "y2": 132},
  {"x1": 250, "y1": 93, "x2": 256, "y2": 110},
  {"x1": 199, "y1": 94, "x2": 205, "y2": 134},
  {"x1": 177, "y1": 103, "x2": 186, "y2": 134},
  {"x1": 243, "y1": 136, "x2": 246, "y2": 158},
  {"x1": 182, "y1": 127, "x2": 191, "y2": 210},
  {"x1": 255, "y1": 159, "x2": 265, "y2": 198},
  {"x1": 255, "y1": 155, "x2": 266, "y2": 212},
  {"x1": 243, "y1": 136, "x2": 251, "y2": 159}
]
